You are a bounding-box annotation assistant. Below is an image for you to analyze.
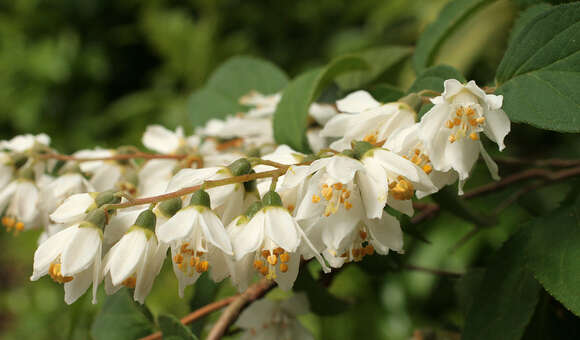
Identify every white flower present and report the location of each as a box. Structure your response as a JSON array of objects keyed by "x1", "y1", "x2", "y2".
[
  {"x1": 386, "y1": 123, "x2": 458, "y2": 197},
  {"x1": 0, "y1": 172, "x2": 40, "y2": 232},
  {"x1": 0, "y1": 152, "x2": 14, "y2": 189},
  {"x1": 321, "y1": 90, "x2": 416, "y2": 150},
  {"x1": 74, "y1": 149, "x2": 123, "y2": 191},
  {"x1": 1, "y1": 133, "x2": 50, "y2": 152},
  {"x1": 30, "y1": 209, "x2": 106, "y2": 304},
  {"x1": 103, "y1": 210, "x2": 166, "y2": 304},
  {"x1": 167, "y1": 159, "x2": 253, "y2": 225},
  {"x1": 235, "y1": 293, "x2": 315, "y2": 340},
  {"x1": 138, "y1": 159, "x2": 177, "y2": 197},
  {"x1": 142, "y1": 125, "x2": 194, "y2": 154},
  {"x1": 240, "y1": 91, "x2": 281, "y2": 118},
  {"x1": 359, "y1": 145, "x2": 437, "y2": 216},
  {"x1": 231, "y1": 192, "x2": 329, "y2": 291},
  {"x1": 200, "y1": 116, "x2": 274, "y2": 147},
  {"x1": 254, "y1": 145, "x2": 305, "y2": 197},
  {"x1": 50, "y1": 190, "x2": 119, "y2": 225},
  {"x1": 155, "y1": 190, "x2": 233, "y2": 297},
  {"x1": 40, "y1": 173, "x2": 95, "y2": 218},
  {"x1": 321, "y1": 213, "x2": 403, "y2": 268},
  {"x1": 418, "y1": 79, "x2": 510, "y2": 192}
]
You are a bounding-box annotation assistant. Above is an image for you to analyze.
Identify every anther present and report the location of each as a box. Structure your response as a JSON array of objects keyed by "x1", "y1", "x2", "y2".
[
  {"x1": 359, "y1": 230, "x2": 368, "y2": 240},
  {"x1": 448, "y1": 135, "x2": 456, "y2": 143},
  {"x1": 422, "y1": 164, "x2": 433, "y2": 174},
  {"x1": 445, "y1": 120, "x2": 454, "y2": 129},
  {"x1": 279, "y1": 263, "x2": 289, "y2": 273},
  {"x1": 267, "y1": 254, "x2": 278, "y2": 265},
  {"x1": 279, "y1": 253, "x2": 290, "y2": 263},
  {"x1": 469, "y1": 132, "x2": 479, "y2": 140},
  {"x1": 261, "y1": 250, "x2": 271, "y2": 258},
  {"x1": 311, "y1": 194, "x2": 321, "y2": 203},
  {"x1": 254, "y1": 260, "x2": 264, "y2": 269}
]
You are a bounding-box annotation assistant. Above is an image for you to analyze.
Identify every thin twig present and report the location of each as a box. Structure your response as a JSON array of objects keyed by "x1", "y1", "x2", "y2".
[
  {"x1": 139, "y1": 295, "x2": 239, "y2": 340},
  {"x1": 494, "y1": 156, "x2": 580, "y2": 168},
  {"x1": 206, "y1": 279, "x2": 275, "y2": 340},
  {"x1": 410, "y1": 203, "x2": 440, "y2": 224},
  {"x1": 37, "y1": 152, "x2": 186, "y2": 162}
]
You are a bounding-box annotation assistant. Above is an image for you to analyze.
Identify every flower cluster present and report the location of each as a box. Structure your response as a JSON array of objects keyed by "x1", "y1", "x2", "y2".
[{"x1": 0, "y1": 79, "x2": 510, "y2": 305}]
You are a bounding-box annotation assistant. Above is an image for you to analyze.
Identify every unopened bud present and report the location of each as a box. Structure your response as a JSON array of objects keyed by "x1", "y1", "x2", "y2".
[
  {"x1": 17, "y1": 167, "x2": 34, "y2": 181},
  {"x1": 227, "y1": 158, "x2": 252, "y2": 176},
  {"x1": 81, "y1": 208, "x2": 107, "y2": 229},
  {"x1": 262, "y1": 191, "x2": 283, "y2": 207},
  {"x1": 95, "y1": 190, "x2": 121, "y2": 207},
  {"x1": 134, "y1": 209, "x2": 156, "y2": 231},
  {"x1": 245, "y1": 201, "x2": 263, "y2": 219},
  {"x1": 158, "y1": 197, "x2": 183, "y2": 218},
  {"x1": 244, "y1": 170, "x2": 257, "y2": 192},
  {"x1": 352, "y1": 141, "x2": 374, "y2": 159},
  {"x1": 189, "y1": 190, "x2": 211, "y2": 208}
]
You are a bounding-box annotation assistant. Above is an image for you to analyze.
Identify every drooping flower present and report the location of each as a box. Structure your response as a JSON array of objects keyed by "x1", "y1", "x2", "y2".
[
  {"x1": 166, "y1": 158, "x2": 253, "y2": 225},
  {"x1": 235, "y1": 293, "x2": 315, "y2": 340},
  {"x1": 321, "y1": 90, "x2": 416, "y2": 150},
  {"x1": 417, "y1": 79, "x2": 510, "y2": 192},
  {"x1": 0, "y1": 133, "x2": 50, "y2": 152},
  {"x1": 103, "y1": 209, "x2": 166, "y2": 304},
  {"x1": 50, "y1": 190, "x2": 120, "y2": 225},
  {"x1": 231, "y1": 191, "x2": 329, "y2": 291},
  {"x1": 30, "y1": 209, "x2": 106, "y2": 304},
  {"x1": 74, "y1": 149, "x2": 124, "y2": 191},
  {"x1": 156, "y1": 190, "x2": 233, "y2": 297},
  {"x1": 356, "y1": 141, "x2": 437, "y2": 216},
  {"x1": 0, "y1": 168, "x2": 40, "y2": 233}
]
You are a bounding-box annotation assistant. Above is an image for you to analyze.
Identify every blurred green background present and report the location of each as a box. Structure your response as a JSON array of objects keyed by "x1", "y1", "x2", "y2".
[{"x1": 1, "y1": 0, "x2": 579, "y2": 339}]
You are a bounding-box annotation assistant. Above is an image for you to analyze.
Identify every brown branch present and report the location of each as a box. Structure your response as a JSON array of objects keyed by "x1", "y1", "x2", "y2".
[
  {"x1": 139, "y1": 295, "x2": 239, "y2": 340},
  {"x1": 38, "y1": 152, "x2": 187, "y2": 162},
  {"x1": 206, "y1": 279, "x2": 275, "y2": 340},
  {"x1": 494, "y1": 156, "x2": 580, "y2": 168},
  {"x1": 463, "y1": 165, "x2": 580, "y2": 199},
  {"x1": 411, "y1": 203, "x2": 440, "y2": 224}
]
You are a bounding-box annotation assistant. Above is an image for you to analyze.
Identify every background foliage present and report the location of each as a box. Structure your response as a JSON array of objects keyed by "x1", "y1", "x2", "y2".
[{"x1": 1, "y1": 0, "x2": 579, "y2": 339}]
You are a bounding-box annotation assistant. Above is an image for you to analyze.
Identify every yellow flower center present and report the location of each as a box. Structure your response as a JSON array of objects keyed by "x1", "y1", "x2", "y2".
[
  {"x1": 402, "y1": 148, "x2": 433, "y2": 174},
  {"x1": 49, "y1": 263, "x2": 74, "y2": 284},
  {"x1": 389, "y1": 176, "x2": 414, "y2": 200},
  {"x1": 174, "y1": 242, "x2": 210, "y2": 275},
  {"x1": 445, "y1": 106, "x2": 486, "y2": 143},
  {"x1": 311, "y1": 182, "x2": 353, "y2": 217},
  {"x1": 254, "y1": 247, "x2": 291, "y2": 280},
  {"x1": 2, "y1": 216, "x2": 25, "y2": 235}
]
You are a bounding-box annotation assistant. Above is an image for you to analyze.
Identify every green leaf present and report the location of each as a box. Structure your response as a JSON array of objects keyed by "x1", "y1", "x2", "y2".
[
  {"x1": 455, "y1": 267, "x2": 485, "y2": 317},
  {"x1": 462, "y1": 230, "x2": 542, "y2": 340},
  {"x1": 158, "y1": 314, "x2": 199, "y2": 340},
  {"x1": 506, "y1": 3, "x2": 553, "y2": 50},
  {"x1": 273, "y1": 56, "x2": 368, "y2": 152},
  {"x1": 90, "y1": 289, "x2": 155, "y2": 340},
  {"x1": 412, "y1": 0, "x2": 494, "y2": 73},
  {"x1": 495, "y1": 3, "x2": 580, "y2": 132},
  {"x1": 335, "y1": 46, "x2": 412, "y2": 90},
  {"x1": 525, "y1": 195, "x2": 580, "y2": 316},
  {"x1": 368, "y1": 83, "x2": 405, "y2": 103},
  {"x1": 522, "y1": 292, "x2": 580, "y2": 340},
  {"x1": 294, "y1": 269, "x2": 350, "y2": 316},
  {"x1": 432, "y1": 187, "x2": 495, "y2": 227},
  {"x1": 407, "y1": 64, "x2": 466, "y2": 94},
  {"x1": 189, "y1": 56, "x2": 288, "y2": 127}
]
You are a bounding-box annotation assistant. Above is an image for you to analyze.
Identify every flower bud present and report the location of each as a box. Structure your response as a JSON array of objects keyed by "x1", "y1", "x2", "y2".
[
  {"x1": 340, "y1": 149, "x2": 356, "y2": 158},
  {"x1": 157, "y1": 197, "x2": 183, "y2": 218},
  {"x1": 227, "y1": 158, "x2": 252, "y2": 176},
  {"x1": 11, "y1": 153, "x2": 28, "y2": 169},
  {"x1": 262, "y1": 191, "x2": 283, "y2": 207},
  {"x1": 17, "y1": 167, "x2": 34, "y2": 181},
  {"x1": 81, "y1": 208, "x2": 107, "y2": 230},
  {"x1": 244, "y1": 170, "x2": 257, "y2": 193},
  {"x1": 189, "y1": 189, "x2": 211, "y2": 208},
  {"x1": 95, "y1": 190, "x2": 121, "y2": 207},
  {"x1": 245, "y1": 201, "x2": 263, "y2": 218},
  {"x1": 352, "y1": 141, "x2": 374, "y2": 159},
  {"x1": 133, "y1": 209, "x2": 156, "y2": 231}
]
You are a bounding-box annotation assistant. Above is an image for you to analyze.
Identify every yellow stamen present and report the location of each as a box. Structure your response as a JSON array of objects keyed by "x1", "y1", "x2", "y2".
[
  {"x1": 267, "y1": 254, "x2": 278, "y2": 265},
  {"x1": 469, "y1": 132, "x2": 479, "y2": 140},
  {"x1": 422, "y1": 164, "x2": 433, "y2": 174},
  {"x1": 279, "y1": 253, "x2": 290, "y2": 263},
  {"x1": 448, "y1": 135, "x2": 456, "y2": 143},
  {"x1": 279, "y1": 263, "x2": 289, "y2": 273},
  {"x1": 311, "y1": 194, "x2": 321, "y2": 203}
]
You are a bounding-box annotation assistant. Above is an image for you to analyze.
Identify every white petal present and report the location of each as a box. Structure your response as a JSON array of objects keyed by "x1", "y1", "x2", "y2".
[
  {"x1": 0, "y1": 181, "x2": 17, "y2": 212},
  {"x1": 366, "y1": 214, "x2": 403, "y2": 253},
  {"x1": 31, "y1": 226, "x2": 78, "y2": 280},
  {"x1": 419, "y1": 103, "x2": 450, "y2": 145},
  {"x1": 325, "y1": 156, "x2": 364, "y2": 183},
  {"x1": 319, "y1": 114, "x2": 352, "y2": 137},
  {"x1": 264, "y1": 208, "x2": 300, "y2": 252},
  {"x1": 309, "y1": 103, "x2": 337, "y2": 125},
  {"x1": 386, "y1": 195, "x2": 413, "y2": 216},
  {"x1": 134, "y1": 238, "x2": 164, "y2": 304},
  {"x1": 336, "y1": 90, "x2": 380, "y2": 113},
  {"x1": 64, "y1": 266, "x2": 93, "y2": 305},
  {"x1": 484, "y1": 94, "x2": 503, "y2": 110},
  {"x1": 199, "y1": 210, "x2": 233, "y2": 255},
  {"x1": 103, "y1": 209, "x2": 143, "y2": 251},
  {"x1": 483, "y1": 108, "x2": 510, "y2": 151},
  {"x1": 91, "y1": 246, "x2": 102, "y2": 304},
  {"x1": 232, "y1": 212, "x2": 265, "y2": 260},
  {"x1": 442, "y1": 79, "x2": 465, "y2": 100},
  {"x1": 166, "y1": 167, "x2": 220, "y2": 192},
  {"x1": 109, "y1": 230, "x2": 148, "y2": 285},
  {"x1": 14, "y1": 181, "x2": 39, "y2": 222},
  {"x1": 275, "y1": 253, "x2": 300, "y2": 291},
  {"x1": 156, "y1": 208, "x2": 196, "y2": 243},
  {"x1": 479, "y1": 143, "x2": 500, "y2": 180},
  {"x1": 90, "y1": 164, "x2": 122, "y2": 191},
  {"x1": 142, "y1": 125, "x2": 181, "y2": 154},
  {"x1": 50, "y1": 193, "x2": 94, "y2": 223},
  {"x1": 445, "y1": 139, "x2": 480, "y2": 180},
  {"x1": 61, "y1": 227, "x2": 101, "y2": 276}
]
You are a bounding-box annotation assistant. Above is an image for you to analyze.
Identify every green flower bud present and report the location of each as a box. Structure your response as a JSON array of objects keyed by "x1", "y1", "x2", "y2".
[
  {"x1": 189, "y1": 189, "x2": 211, "y2": 208},
  {"x1": 81, "y1": 208, "x2": 107, "y2": 229},
  {"x1": 158, "y1": 197, "x2": 183, "y2": 218},
  {"x1": 95, "y1": 190, "x2": 121, "y2": 207},
  {"x1": 301, "y1": 154, "x2": 317, "y2": 163},
  {"x1": 134, "y1": 209, "x2": 156, "y2": 231},
  {"x1": 11, "y1": 153, "x2": 28, "y2": 169},
  {"x1": 340, "y1": 149, "x2": 356, "y2": 158},
  {"x1": 352, "y1": 141, "x2": 374, "y2": 159},
  {"x1": 245, "y1": 201, "x2": 263, "y2": 219},
  {"x1": 17, "y1": 167, "x2": 34, "y2": 181},
  {"x1": 262, "y1": 191, "x2": 283, "y2": 207},
  {"x1": 244, "y1": 170, "x2": 257, "y2": 193},
  {"x1": 227, "y1": 158, "x2": 252, "y2": 176}
]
